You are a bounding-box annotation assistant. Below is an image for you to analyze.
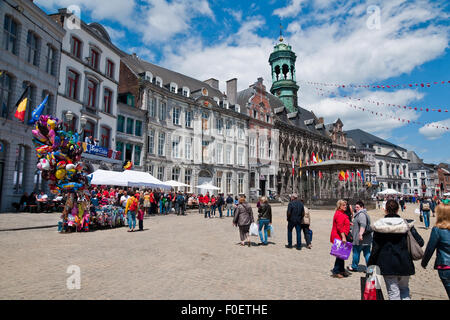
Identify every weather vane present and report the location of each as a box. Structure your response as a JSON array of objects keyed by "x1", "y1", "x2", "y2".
[{"x1": 279, "y1": 23, "x2": 284, "y2": 42}]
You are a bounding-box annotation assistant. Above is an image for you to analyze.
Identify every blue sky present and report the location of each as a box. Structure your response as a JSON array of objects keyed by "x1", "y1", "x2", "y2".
[{"x1": 36, "y1": 0, "x2": 450, "y2": 164}]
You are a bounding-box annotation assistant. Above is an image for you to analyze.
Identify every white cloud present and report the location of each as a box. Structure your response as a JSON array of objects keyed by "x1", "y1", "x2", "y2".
[
  {"x1": 137, "y1": 0, "x2": 214, "y2": 43},
  {"x1": 419, "y1": 118, "x2": 450, "y2": 140},
  {"x1": 273, "y1": 0, "x2": 305, "y2": 18}
]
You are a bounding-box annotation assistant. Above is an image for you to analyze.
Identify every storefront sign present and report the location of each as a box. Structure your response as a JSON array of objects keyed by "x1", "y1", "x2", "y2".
[{"x1": 82, "y1": 143, "x2": 121, "y2": 160}]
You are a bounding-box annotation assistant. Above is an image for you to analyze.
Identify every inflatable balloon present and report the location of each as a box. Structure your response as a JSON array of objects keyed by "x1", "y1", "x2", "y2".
[
  {"x1": 55, "y1": 169, "x2": 66, "y2": 180},
  {"x1": 39, "y1": 158, "x2": 50, "y2": 170},
  {"x1": 66, "y1": 163, "x2": 75, "y2": 171},
  {"x1": 47, "y1": 119, "x2": 56, "y2": 130},
  {"x1": 32, "y1": 129, "x2": 48, "y2": 143}
]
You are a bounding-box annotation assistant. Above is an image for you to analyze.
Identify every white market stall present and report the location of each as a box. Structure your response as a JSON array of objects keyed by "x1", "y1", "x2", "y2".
[
  {"x1": 378, "y1": 189, "x2": 402, "y2": 195},
  {"x1": 89, "y1": 170, "x2": 128, "y2": 186},
  {"x1": 195, "y1": 182, "x2": 221, "y2": 191},
  {"x1": 121, "y1": 170, "x2": 171, "y2": 189}
]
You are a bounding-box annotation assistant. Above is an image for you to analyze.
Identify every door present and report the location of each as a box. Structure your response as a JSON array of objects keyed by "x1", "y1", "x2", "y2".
[{"x1": 259, "y1": 179, "x2": 266, "y2": 196}]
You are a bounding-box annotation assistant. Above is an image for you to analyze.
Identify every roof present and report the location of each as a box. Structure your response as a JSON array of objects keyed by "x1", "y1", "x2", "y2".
[
  {"x1": 345, "y1": 129, "x2": 407, "y2": 152},
  {"x1": 121, "y1": 54, "x2": 224, "y2": 99}
]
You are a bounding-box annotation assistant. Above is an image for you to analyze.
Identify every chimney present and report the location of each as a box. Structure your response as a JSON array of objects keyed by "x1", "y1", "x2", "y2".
[
  {"x1": 226, "y1": 78, "x2": 237, "y2": 105},
  {"x1": 203, "y1": 78, "x2": 219, "y2": 90}
]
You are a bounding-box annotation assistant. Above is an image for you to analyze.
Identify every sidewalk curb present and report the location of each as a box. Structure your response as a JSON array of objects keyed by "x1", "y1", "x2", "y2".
[{"x1": 0, "y1": 225, "x2": 57, "y2": 232}]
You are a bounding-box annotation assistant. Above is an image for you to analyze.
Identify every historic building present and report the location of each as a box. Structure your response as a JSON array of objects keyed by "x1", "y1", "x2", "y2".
[
  {"x1": 0, "y1": 0, "x2": 65, "y2": 212},
  {"x1": 437, "y1": 164, "x2": 450, "y2": 196},
  {"x1": 345, "y1": 129, "x2": 410, "y2": 193},
  {"x1": 49, "y1": 9, "x2": 122, "y2": 172},
  {"x1": 237, "y1": 77, "x2": 279, "y2": 200},
  {"x1": 119, "y1": 53, "x2": 249, "y2": 196},
  {"x1": 407, "y1": 151, "x2": 439, "y2": 197},
  {"x1": 268, "y1": 35, "x2": 333, "y2": 200}
]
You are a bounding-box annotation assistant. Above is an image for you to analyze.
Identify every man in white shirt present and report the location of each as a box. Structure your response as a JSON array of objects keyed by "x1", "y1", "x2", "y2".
[{"x1": 120, "y1": 191, "x2": 129, "y2": 208}]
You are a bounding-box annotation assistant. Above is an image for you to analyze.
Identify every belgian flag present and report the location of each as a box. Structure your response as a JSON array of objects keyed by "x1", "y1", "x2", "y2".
[
  {"x1": 14, "y1": 85, "x2": 30, "y2": 122},
  {"x1": 123, "y1": 160, "x2": 133, "y2": 170}
]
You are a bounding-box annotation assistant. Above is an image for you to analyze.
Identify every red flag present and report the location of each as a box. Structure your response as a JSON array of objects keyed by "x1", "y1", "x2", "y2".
[
  {"x1": 291, "y1": 155, "x2": 295, "y2": 177},
  {"x1": 318, "y1": 171, "x2": 323, "y2": 179},
  {"x1": 345, "y1": 170, "x2": 349, "y2": 181}
]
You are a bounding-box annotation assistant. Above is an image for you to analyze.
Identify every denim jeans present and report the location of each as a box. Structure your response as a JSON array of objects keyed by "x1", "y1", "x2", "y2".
[
  {"x1": 438, "y1": 269, "x2": 450, "y2": 299},
  {"x1": 218, "y1": 205, "x2": 223, "y2": 218},
  {"x1": 422, "y1": 210, "x2": 430, "y2": 228},
  {"x1": 175, "y1": 203, "x2": 180, "y2": 214},
  {"x1": 383, "y1": 275, "x2": 410, "y2": 300},
  {"x1": 127, "y1": 211, "x2": 136, "y2": 230},
  {"x1": 332, "y1": 257, "x2": 345, "y2": 275},
  {"x1": 159, "y1": 200, "x2": 164, "y2": 214},
  {"x1": 226, "y1": 204, "x2": 233, "y2": 216},
  {"x1": 258, "y1": 219, "x2": 270, "y2": 244},
  {"x1": 287, "y1": 222, "x2": 302, "y2": 247},
  {"x1": 212, "y1": 205, "x2": 216, "y2": 216},
  {"x1": 301, "y1": 225, "x2": 311, "y2": 245},
  {"x1": 351, "y1": 244, "x2": 371, "y2": 270}
]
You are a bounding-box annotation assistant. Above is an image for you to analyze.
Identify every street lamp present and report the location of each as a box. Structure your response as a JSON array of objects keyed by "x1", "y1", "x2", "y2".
[{"x1": 65, "y1": 111, "x2": 87, "y2": 136}]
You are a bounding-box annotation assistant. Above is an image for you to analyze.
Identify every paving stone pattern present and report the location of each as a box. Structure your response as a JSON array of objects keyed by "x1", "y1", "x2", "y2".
[{"x1": 0, "y1": 204, "x2": 447, "y2": 300}]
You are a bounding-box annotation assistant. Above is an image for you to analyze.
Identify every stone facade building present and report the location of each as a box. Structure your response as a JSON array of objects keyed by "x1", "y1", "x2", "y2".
[
  {"x1": 48, "y1": 9, "x2": 122, "y2": 171},
  {"x1": 120, "y1": 53, "x2": 249, "y2": 197},
  {"x1": 0, "y1": 0, "x2": 64, "y2": 212}
]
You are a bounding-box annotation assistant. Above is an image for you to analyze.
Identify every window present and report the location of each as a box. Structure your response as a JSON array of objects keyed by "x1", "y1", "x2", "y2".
[
  {"x1": 238, "y1": 147, "x2": 244, "y2": 166},
  {"x1": 159, "y1": 102, "x2": 166, "y2": 121},
  {"x1": 185, "y1": 137, "x2": 192, "y2": 160},
  {"x1": 226, "y1": 172, "x2": 232, "y2": 194},
  {"x1": 378, "y1": 162, "x2": 383, "y2": 176},
  {"x1": 216, "y1": 143, "x2": 223, "y2": 164},
  {"x1": 134, "y1": 145, "x2": 141, "y2": 166},
  {"x1": 269, "y1": 175, "x2": 274, "y2": 189},
  {"x1": 253, "y1": 109, "x2": 257, "y2": 118},
  {"x1": 147, "y1": 165, "x2": 154, "y2": 175},
  {"x1": 67, "y1": 69, "x2": 79, "y2": 99},
  {"x1": 155, "y1": 77, "x2": 162, "y2": 87},
  {"x1": 182, "y1": 88, "x2": 189, "y2": 97},
  {"x1": 172, "y1": 136, "x2": 180, "y2": 158},
  {"x1": 148, "y1": 130, "x2": 155, "y2": 154},
  {"x1": 238, "y1": 173, "x2": 244, "y2": 194},
  {"x1": 250, "y1": 172, "x2": 255, "y2": 188},
  {"x1": 268, "y1": 140, "x2": 272, "y2": 159},
  {"x1": 126, "y1": 118, "x2": 134, "y2": 135},
  {"x1": 23, "y1": 83, "x2": 35, "y2": 124},
  {"x1": 226, "y1": 120, "x2": 232, "y2": 136},
  {"x1": 127, "y1": 94, "x2": 135, "y2": 107},
  {"x1": 83, "y1": 120, "x2": 95, "y2": 142},
  {"x1": 0, "y1": 72, "x2": 12, "y2": 118},
  {"x1": 70, "y1": 36, "x2": 82, "y2": 58},
  {"x1": 3, "y1": 15, "x2": 18, "y2": 54},
  {"x1": 259, "y1": 138, "x2": 265, "y2": 159},
  {"x1": 103, "y1": 88, "x2": 112, "y2": 113},
  {"x1": 41, "y1": 91, "x2": 53, "y2": 115},
  {"x1": 202, "y1": 140, "x2": 209, "y2": 160},
  {"x1": 185, "y1": 110, "x2": 193, "y2": 128},
  {"x1": 100, "y1": 126, "x2": 110, "y2": 149},
  {"x1": 157, "y1": 167, "x2": 164, "y2": 181},
  {"x1": 14, "y1": 145, "x2": 26, "y2": 194},
  {"x1": 26, "y1": 31, "x2": 39, "y2": 66},
  {"x1": 173, "y1": 107, "x2": 180, "y2": 125},
  {"x1": 185, "y1": 169, "x2": 192, "y2": 190},
  {"x1": 249, "y1": 137, "x2": 256, "y2": 158},
  {"x1": 216, "y1": 118, "x2": 223, "y2": 134},
  {"x1": 216, "y1": 175, "x2": 222, "y2": 193},
  {"x1": 90, "y1": 48, "x2": 99, "y2": 69},
  {"x1": 117, "y1": 115, "x2": 125, "y2": 132},
  {"x1": 266, "y1": 114, "x2": 270, "y2": 123},
  {"x1": 225, "y1": 145, "x2": 232, "y2": 165},
  {"x1": 106, "y1": 59, "x2": 114, "y2": 78},
  {"x1": 172, "y1": 167, "x2": 180, "y2": 181},
  {"x1": 86, "y1": 79, "x2": 97, "y2": 109},
  {"x1": 116, "y1": 141, "x2": 124, "y2": 161},
  {"x1": 148, "y1": 96, "x2": 156, "y2": 118},
  {"x1": 170, "y1": 83, "x2": 177, "y2": 93},
  {"x1": 45, "y1": 45, "x2": 56, "y2": 75},
  {"x1": 125, "y1": 143, "x2": 133, "y2": 162},
  {"x1": 202, "y1": 112, "x2": 209, "y2": 130},
  {"x1": 135, "y1": 120, "x2": 142, "y2": 137},
  {"x1": 158, "y1": 132, "x2": 165, "y2": 156},
  {"x1": 238, "y1": 124, "x2": 244, "y2": 140}
]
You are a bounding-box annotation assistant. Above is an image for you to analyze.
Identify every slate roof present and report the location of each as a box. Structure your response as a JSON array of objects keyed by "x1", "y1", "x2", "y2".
[
  {"x1": 121, "y1": 54, "x2": 225, "y2": 100},
  {"x1": 345, "y1": 129, "x2": 407, "y2": 152}
]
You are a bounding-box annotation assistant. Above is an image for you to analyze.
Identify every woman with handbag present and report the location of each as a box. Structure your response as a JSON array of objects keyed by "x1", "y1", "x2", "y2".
[
  {"x1": 300, "y1": 199, "x2": 312, "y2": 249},
  {"x1": 257, "y1": 197, "x2": 272, "y2": 246},
  {"x1": 421, "y1": 203, "x2": 450, "y2": 298},
  {"x1": 330, "y1": 199, "x2": 351, "y2": 278},
  {"x1": 233, "y1": 197, "x2": 254, "y2": 247},
  {"x1": 368, "y1": 199, "x2": 424, "y2": 300}
]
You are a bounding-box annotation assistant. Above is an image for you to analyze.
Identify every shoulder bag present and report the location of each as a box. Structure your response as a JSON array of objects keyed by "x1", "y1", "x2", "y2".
[{"x1": 404, "y1": 220, "x2": 424, "y2": 260}]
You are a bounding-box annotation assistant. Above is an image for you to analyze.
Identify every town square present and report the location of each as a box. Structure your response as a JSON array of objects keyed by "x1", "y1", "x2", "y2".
[{"x1": 0, "y1": 0, "x2": 449, "y2": 302}]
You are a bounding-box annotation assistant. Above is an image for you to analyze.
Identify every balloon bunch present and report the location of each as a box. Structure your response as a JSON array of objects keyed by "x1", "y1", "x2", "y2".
[{"x1": 32, "y1": 114, "x2": 91, "y2": 194}]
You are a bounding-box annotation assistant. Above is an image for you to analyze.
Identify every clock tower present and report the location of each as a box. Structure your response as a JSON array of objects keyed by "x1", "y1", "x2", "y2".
[{"x1": 268, "y1": 31, "x2": 299, "y2": 113}]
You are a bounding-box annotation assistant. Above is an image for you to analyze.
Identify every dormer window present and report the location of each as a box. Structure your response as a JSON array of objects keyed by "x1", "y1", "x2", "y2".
[
  {"x1": 182, "y1": 87, "x2": 190, "y2": 97},
  {"x1": 145, "y1": 71, "x2": 153, "y2": 82},
  {"x1": 155, "y1": 76, "x2": 162, "y2": 87},
  {"x1": 170, "y1": 82, "x2": 178, "y2": 93},
  {"x1": 235, "y1": 104, "x2": 240, "y2": 113}
]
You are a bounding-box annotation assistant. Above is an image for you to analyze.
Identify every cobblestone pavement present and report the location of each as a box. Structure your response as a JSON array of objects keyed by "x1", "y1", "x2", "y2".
[{"x1": 0, "y1": 203, "x2": 447, "y2": 300}]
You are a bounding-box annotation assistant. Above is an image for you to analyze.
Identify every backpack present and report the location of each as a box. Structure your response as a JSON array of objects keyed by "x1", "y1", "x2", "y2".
[
  {"x1": 422, "y1": 202, "x2": 430, "y2": 211},
  {"x1": 129, "y1": 197, "x2": 138, "y2": 212}
]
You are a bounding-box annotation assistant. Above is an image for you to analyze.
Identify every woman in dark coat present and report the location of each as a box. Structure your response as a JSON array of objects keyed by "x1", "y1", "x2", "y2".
[
  {"x1": 368, "y1": 199, "x2": 424, "y2": 300},
  {"x1": 257, "y1": 196, "x2": 272, "y2": 246},
  {"x1": 233, "y1": 197, "x2": 254, "y2": 247}
]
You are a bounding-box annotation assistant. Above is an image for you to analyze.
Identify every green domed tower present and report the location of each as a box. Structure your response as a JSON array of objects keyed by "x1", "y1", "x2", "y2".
[{"x1": 269, "y1": 32, "x2": 299, "y2": 113}]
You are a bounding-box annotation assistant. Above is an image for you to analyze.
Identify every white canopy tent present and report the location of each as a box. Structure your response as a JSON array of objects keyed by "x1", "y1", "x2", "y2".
[
  {"x1": 443, "y1": 192, "x2": 450, "y2": 197},
  {"x1": 195, "y1": 182, "x2": 221, "y2": 191},
  {"x1": 122, "y1": 170, "x2": 171, "y2": 189},
  {"x1": 89, "y1": 169, "x2": 128, "y2": 187},
  {"x1": 163, "y1": 180, "x2": 190, "y2": 188},
  {"x1": 378, "y1": 189, "x2": 402, "y2": 195}
]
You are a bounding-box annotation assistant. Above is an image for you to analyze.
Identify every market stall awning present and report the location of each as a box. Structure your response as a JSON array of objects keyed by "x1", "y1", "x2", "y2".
[
  {"x1": 378, "y1": 188, "x2": 402, "y2": 195},
  {"x1": 122, "y1": 170, "x2": 171, "y2": 189},
  {"x1": 89, "y1": 169, "x2": 128, "y2": 186},
  {"x1": 298, "y1": 160, "x2": 371, "y2": 171},
  {"x1": 163, "y1": 180, "x2": 190, "y2": 187},
  {"x1": 195, "y1": 182, "x2": 221, "y2": 190}
]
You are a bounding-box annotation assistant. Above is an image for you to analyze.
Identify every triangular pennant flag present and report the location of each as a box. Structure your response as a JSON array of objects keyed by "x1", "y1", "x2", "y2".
[{"x1": 28, "y1": 94, "x2": 48, "y2": 125}]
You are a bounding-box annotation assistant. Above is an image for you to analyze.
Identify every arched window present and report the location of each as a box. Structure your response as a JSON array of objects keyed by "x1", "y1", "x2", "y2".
[
  {"x1": 282, "y1": 64, "x2": 289, "y2": 79},
  {"x1": 378, "y1": 162, "x2": 383, "y2": 176},
  {"x1": 170, "y1": 82, "x2": 178, "y2": 93},
  {"x1": 274, "y1": 65, "x2": 280, "y2": 81}
]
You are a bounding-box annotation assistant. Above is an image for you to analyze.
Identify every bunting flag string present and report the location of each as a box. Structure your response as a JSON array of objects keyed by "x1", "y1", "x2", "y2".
[
  {"x1": 301, "y1": 79, "x2": 450, "y2": 90},
  {"x1": 314, "y1": 87, "x2": 448, "y2": 113},
  {"x1": 315, "y1": 91, "x2": 450, "y2": 130}
]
